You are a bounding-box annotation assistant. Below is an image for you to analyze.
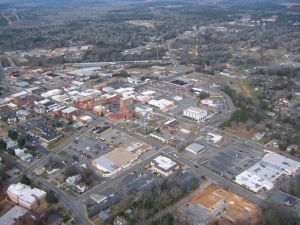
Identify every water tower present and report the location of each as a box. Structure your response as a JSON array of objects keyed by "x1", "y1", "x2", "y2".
[{"x1": 140, "y1": 110, "x2": 149, "y2": 131}]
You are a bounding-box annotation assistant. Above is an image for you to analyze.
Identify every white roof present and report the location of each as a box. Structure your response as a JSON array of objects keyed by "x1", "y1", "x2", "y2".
[
  {"x1": 153, "y1": 156, "x2": 177, "y2": 171},
  {"x1": 6, "y1": 103, "x2": 17, "y2": 108},
  {"x1": 186, "y1": 143, "x2": 205, "y2": 153},
  {"x1": 7, "y1": 183, "x2": 46, "y2": 203},
  {"x1": 80, "y1": 116, "x2": 92, "y2": 121},
  {"x1": 123, "y1": 142, "x2": 143, "y2": 152},
  {"x1": 236, "y1": 152, "x2": 300, "y2": 192},
  {"x1": 141, "y1": 90, "x2": 155, "y2": 96},
  {"x1": 0, "y1": 205, "x2": 28, "y2": 225},
  {"x1": 185, "y1": 107, "x2": 206, "y2": 114},
  {"x1": 11, "y1": 91, "x2": 28, "y2": 98},
  {"x1": 61, "y1": 107, "x2": 77, "y2": 113}
]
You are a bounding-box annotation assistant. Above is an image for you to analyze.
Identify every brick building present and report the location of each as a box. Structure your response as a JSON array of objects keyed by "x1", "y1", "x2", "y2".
[
  {"x1": 120, "y1": 96, "x2": 134, "y2": 109},
  {"x1": 61, "y1": 107, "x2": 78, "y2": 119},
  {"x1": 7, "y1": 183, "x2": 46, "y2": 209},
  {"x1": 119, "y1": 108, "x2": 133, "y2": 120}
]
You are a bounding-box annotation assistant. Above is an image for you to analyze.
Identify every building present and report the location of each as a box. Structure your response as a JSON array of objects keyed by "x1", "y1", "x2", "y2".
[
  {"x1": 102, "y1": 87, "x2": 114, "y2": 94},
  {"x1": 92, "y1": 149, "x2": 138, "y2": 177},
  {"x1": 15, "y1": 81, "x2": 29, "y2": 88},
  {"x1": 283, "y1": 195, "x2": 297, "y2": 206},
  {"x1": 235, "y1": 151, "x2": 300, "y2": 193},
  {"x1": 93, "y1": 105, "x2": 108, "y2": 115},
  {"x1": 108, "y1": 114, "x2": 125, "y2": 123},
  {"x1": 135, "y1": 105, "x2": 153, "y2": 115},
  {"x1": 207, "y1": 133, "x2": 223, "y2": 143},
  {"x1": 37, "y1": 124, "x2": 62, "y2": 144},
  {"x1": 201, "y1": 99, "x2": 218, "y2": 108},
  {"x1": 34, "y1": 105, "x2": 46, "y2": 114},
  {"x1": 61, "y1": 107, "x2": 78, "y2": 119},
  {"x1": 183, "y1": 107, "x2": 207, "y2": 121},
  {"x1": 119, "y1": 108, "x2": 133, "y2": 120},
  {"x1": 93, "y1": 83, "x2": 107, "y2": 90},
  {"x1": 150, "y1": 132, "x2": 174, "y2": 143},
  {"x1": 100, "y1": 94, "x2": 118, "y2": 105},
  {"x1": 162, "y1": 119, "x2": 181, "y2": 130},
  {"x1": 90, "y1": 194, "x2": 107, "y2": 203},
  {"x1": 0, "y1": 205, "x2": 28, "y2": 225},
  {"x1": 186, "y1": 143, "x2": 206, "y2": 154},
  {"x1": 46, "y1": 214, "x2": 64, "y2": 225},
  {"x1": 148, "y1": 99, "x2": 174, "y2": 110},
  {"x1": 7, "y1": 183, "x2": 46, "y2": 209},
  {"x1": 151, "y1": 156, "x2": 179, "y2": 177},
  {"x1": 120, "y1": 96, "x2": 134, "y2": 109},
  {"x1": 114, "y1": 216, "x2": 128, "y2": 225}
]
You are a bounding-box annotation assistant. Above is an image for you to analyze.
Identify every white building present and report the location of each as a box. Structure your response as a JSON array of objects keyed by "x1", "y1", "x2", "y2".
[
  {"x1": 183, "y1": 107, "x2": 207, "y2": 121},
  {"x1": 207, "y1": 133, "x2": 223, "y2": 143},
  {"x1": 151, "y1": 156, "x2": 179, "y2": 177},
  {"x1": 235, "y1": 151, "x2": 300, "y2": 193},
  {"x1": 186, "y1": 143, "x2": 206, "y2": 154},
  {"x1": 148, "y1": 99, "x2": 174, "y2": 110}
]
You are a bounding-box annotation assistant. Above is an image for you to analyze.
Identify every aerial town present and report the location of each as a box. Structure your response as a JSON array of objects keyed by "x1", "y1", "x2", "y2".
[{"x1": 0, "y1": 0, "x2": 300, "y2": 225}]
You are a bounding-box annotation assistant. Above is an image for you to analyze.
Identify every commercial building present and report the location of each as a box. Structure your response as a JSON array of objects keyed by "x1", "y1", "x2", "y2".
[
  {"x1": 207, "y1": 133, "x2": 223, "y2": 143},
  {"x1": 92, "y1": 149, "x2": 138, "y2": 177},
  {"x1": 148, "y1": 99, "x2": 174, "y2": 110},
  {"x1": 235, "y1": 151, "x2": 300, "y2": 193},
  {"x1": 201, "y1": 99, "x2": 218, "y2": 108},
  {"x1": 151, "y1": 156, "x2": 179, "y2": 177},
  {"x1": 61, "y1": 107, "x2": 78, "y2": 119},
  {"x1": 93, "y1": 105, "x2": 108, "y2": 115},
  {"x1": 120, "y1": 96, "x2": 134, "y2": 109},
  {"x1": 150, "y1": 132, "x2": 174, "y2": 143},
  {"x1": 135, "y1": 105, "x2": 153, "y2": 115},
  {"x1": 186, "y1": 143, "x2": 206, "y2": 154},
  {"x1": 90, "y1": 194, "x2": 107, "y2": 203},
  {"x1": 0, "y1": 205, "x2": 28, "y2": 225},
  {"x1": 7, "y1": 183, "x2": 46, "y2": 209},
  {"x1": 119, "y1": 108, "x2": 133, "y2": 120},
  {"x1": 183, "y1": 107, "x2": 207, "y2": 121}
]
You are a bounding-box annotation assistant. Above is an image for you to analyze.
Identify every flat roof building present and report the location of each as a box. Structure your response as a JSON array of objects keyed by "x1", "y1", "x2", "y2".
[
  {"x1": 183, "y1": 107, "x2": 207, "y2": 121},
  {"x1": 235, "y1": 151, "x2": 300, "y2": 193},
  {"x1": 151, "y1": 156, "x2": 179, "y2": 177},
  {"x1": 7, "y1": 183, "x2": 46, "y2": 209},
  {"x1": 186, "y1": 143, "x2": 206, "y2": 154}
]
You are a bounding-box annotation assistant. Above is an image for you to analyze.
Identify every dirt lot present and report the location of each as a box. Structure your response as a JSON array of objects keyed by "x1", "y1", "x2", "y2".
[
  {"x1": 0, "y1": 200, "x2": 15, "y2": 216},
  {"x1": 188, "y1": 185, "x2": 259, "y2": 223},
  {"x1": 222, "y1": 123, "x2": 262, "y2": 138}
]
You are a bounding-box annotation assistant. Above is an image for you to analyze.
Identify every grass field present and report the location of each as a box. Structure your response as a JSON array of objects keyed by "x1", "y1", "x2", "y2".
[
  {"x1": 234, "y1": 79, "x2": 262, "y2": 101},
  {"x1": 40, "y1": 173, "x2": 49, "y2": 180},
  {"x1": 58, "y1": 151, "x2": 71, "y2": 158},
  {"x1": 47, "y1": 136, "x2": 69, "y2": 151}
]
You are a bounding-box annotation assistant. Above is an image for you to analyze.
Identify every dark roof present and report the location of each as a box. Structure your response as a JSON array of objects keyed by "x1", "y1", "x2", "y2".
[
  {"x1": 46, "y1": 214, "x2": 63, "y2": 225},
  {"x1": 284, "y1": 196, "x2": 297, "y2": 205}
]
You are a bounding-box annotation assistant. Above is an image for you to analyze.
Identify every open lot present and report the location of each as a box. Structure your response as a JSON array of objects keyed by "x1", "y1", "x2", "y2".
[{"x1": 179, "y1": 184, "x2": 259, "y2": 224}]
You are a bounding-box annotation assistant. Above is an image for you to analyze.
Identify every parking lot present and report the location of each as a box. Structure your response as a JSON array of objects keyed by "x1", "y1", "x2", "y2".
[{"x1": 182, "y1": 139, "x2": 266, "y2": 180}]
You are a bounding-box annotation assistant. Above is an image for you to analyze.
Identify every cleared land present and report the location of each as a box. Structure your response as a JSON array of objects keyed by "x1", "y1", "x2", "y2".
[{"x1": 187, "y1": 184, "x2": 259, "y2": 222}]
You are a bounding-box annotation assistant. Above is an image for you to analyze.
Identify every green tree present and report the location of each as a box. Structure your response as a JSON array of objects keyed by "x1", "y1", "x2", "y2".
[
  {"x1": 18, "y1": 137, "x2": 26, "y2": 147},
  {"x1": 287, "y1": 94, "x2": 293, "y2": 100},
  {"x1": 8, "y1": 148, "x2": 15, "y2": 156},
  {"x1": 259, "y1": 100, "x2": 268, "y2": 110},
  {"x1": 54, "y1": 114, "x2": 60, "y2": 119},
  {"x1": 190, "y1": 178, "x2": 199, "y2": 190},
  {"x1": 68, "y1": 119, "x2": 73, "y2": 125},
  {"x1": 100, "y1": 112, "x2": 104, "y2": 117},
  {"x1": 0, "y1": 140, "x2": 7, "y2": 150},
  {"x1": 20, "y1": 175, "x2": 31, "y2": 185},
  {"x1": 290, "y1": 149, "x2": 296, "y2": 156},
  {"x1": 8, "y1": 130, "x2": 18, "y2": 140},
  {"x1": 279, "y1": 143, "x2": 287, "y2": 151},
  {"x1": 46, "y1": 191, "x2": 58, "y2": 203}
]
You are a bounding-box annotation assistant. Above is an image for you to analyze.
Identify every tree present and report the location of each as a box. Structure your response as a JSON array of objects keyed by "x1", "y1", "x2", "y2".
[
  {"x1": 287, "y1": 94, "x2": 293, "y2": 100},
  {"x1": 54, "y1": 114, "x2": 60, "y2": 119},
  {"x1": 199, "y1": 92, "x2": 210, "y2": 100},
  {"x1": 290, "y1": 149, "x2": 296, "y2": 156},
  {"x1": 190, "y1": 178, "x2": 199, "y2": 190},
  {"x1": 100, "y1": 112, "x2": 104, "y2": 117},
  {"x1": 8, "y1": 148, "x2": 15, "y2": 156},
  {"x1": 0, "y1": 140, "x2": 7, "y2": 150},
  {"x1": 20, "y1": 175, "x2": 31, "y2": 185},
  {"x1": 18, "y1": 137, "x2": 26, "y2": 147},
  {"x1": 279, "y1": 143, "x2": 287, "y2": 151},
  {"x1": 68, "y1": 119, "x2": 73, "y2": 125},
  {"x1": 8, "y1": 130, "x2": 18, "y2": 140},
  {"x1": 46, "y1": 191, "x2": 58, "y2": 203}
]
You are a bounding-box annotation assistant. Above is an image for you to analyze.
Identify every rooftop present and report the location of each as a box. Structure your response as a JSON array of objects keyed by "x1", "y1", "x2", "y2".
[
  {"x1": 0, "y1": 205, "x2": 28, "y2": 225},
  {"x1": 152, "y1": 156, "x2": 178, "y2": 171}
]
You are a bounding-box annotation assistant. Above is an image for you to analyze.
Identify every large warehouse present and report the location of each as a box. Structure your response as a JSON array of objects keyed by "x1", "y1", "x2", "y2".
[
  {"x1": 92, "y1": 149, "x2": 138, "y2": 177},
  {"x1": 235, "y1": 151, "x2": 300, "y2": 193}
]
